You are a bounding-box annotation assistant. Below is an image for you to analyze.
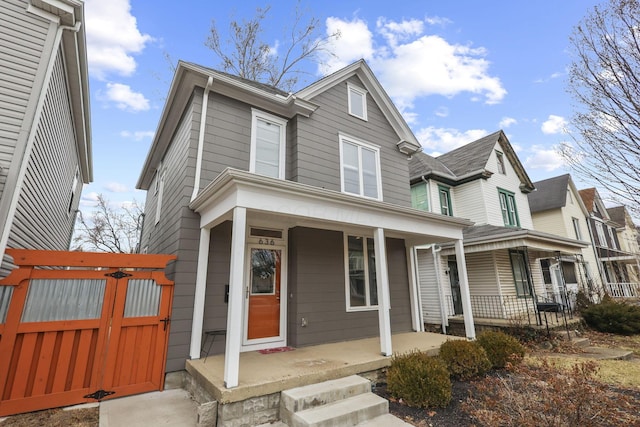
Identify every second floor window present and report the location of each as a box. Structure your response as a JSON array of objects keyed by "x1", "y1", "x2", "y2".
[
  {"x1": 608, "y1": 227, "x2": 618, "y2": 249},
  {"x1": 498, "y1": 189, "x2": 519, "y2": 227},
  {"x1": 595, "y1": 222, "x2": 608, "y2": 247},
  {"x1": 339, "y1": 134, "x2": 381, "y2": 199},
  {"x1": 410, "y1": 183, "x2": 429, "y2": 211},
  {"x1": 438, "y1": 185, "x2": 453, "y2": 216},
  {"x1": 250, "y1": 109, "x2": 287, "y2": 179}
]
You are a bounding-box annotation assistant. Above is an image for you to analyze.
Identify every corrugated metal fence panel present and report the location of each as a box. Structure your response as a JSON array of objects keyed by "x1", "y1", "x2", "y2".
[
  {"x1": 0, "y1": 287, "x2": 12, "y2": 323},
  {"x1": 124, "y1": 279, "x2": 160, "y2": 318},
  {"x1": 21, "y1": 279, "x2": 106, "y2": 322}
]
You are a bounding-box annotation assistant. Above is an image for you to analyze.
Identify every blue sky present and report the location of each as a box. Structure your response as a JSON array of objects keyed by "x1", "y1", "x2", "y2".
[{"x1": 82, "y1": 0, "x2": 603, "y2": 211}]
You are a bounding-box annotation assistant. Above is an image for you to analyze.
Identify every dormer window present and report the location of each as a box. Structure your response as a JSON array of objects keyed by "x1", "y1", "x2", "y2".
[
  {"x1": 347, "y1": 83, "x2": 367, "y2": 121},
  {"x1": 496, "y1": 150, "x2": 506, "y2": 174}
]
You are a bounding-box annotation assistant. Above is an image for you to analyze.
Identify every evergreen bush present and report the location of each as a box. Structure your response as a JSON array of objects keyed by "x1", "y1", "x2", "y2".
[
  {"x1": 581, "y1": 300, "x2": 640, "y2": 335},
  {"x1": 386, "y1": 350, "x2": 452, "y2": 408},
  {"x1": 477, "y1": 330, "x2": 525, "y2": 368},
  {"x1": 439, "y1": 340, "x2": 491, "y2": 380}
]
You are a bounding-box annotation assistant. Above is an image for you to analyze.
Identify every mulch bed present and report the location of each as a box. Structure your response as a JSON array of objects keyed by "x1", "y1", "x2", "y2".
[{"x1": 0, "y1": 407, "x2": 99, "y2": 427}]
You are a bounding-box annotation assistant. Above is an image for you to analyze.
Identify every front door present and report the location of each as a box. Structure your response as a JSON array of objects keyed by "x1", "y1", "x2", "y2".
[
  {"x1": 448, "y1": 259, "x2": 463, "y2": 315},
  {"x1": 244, "y1": 246, "x2": 284, "y2": 347}
]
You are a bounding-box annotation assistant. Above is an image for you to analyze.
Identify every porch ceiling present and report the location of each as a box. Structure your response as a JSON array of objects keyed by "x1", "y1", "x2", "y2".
[
  {"x1": 190, "y1": 168, "x2": 472, "y2": 245},
  {"x1": 185, "y1": 332, "x2": 459, "y2": 404}
]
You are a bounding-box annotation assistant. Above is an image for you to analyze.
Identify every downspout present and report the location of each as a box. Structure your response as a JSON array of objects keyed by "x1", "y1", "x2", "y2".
[
  {"x1": 191, "y1": 76, "x2": 214, "y2": 202},
  {"x1": 432, "y1": 244, "x2": 449, "y2": 334},
  {"x1": 0, "y1": 20, "x2": 81, "y2": 264}
]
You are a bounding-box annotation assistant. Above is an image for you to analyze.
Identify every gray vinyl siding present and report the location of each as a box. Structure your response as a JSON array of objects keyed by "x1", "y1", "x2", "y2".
[
  {"x1": 287, "y1": 227, "x2": 412, "y2": 348},
  {"x1": 465, "y1": 252, "x2": 500, "y2": 296},
  {"x1": 140, "y1": 94, "x2": 200, "y2": 372},
  {"x1": 8, "y1": 48, "x2": 79, "y2": 253},
  {"x1": 0, "y1": 0, "x2": 51, "y2": 197},
  {"x1": 294, "y1": 76, "x2": 411, "y2": 206},
  {"x1": 197, "y1": 90, "x2": 252, "y2": 190}
]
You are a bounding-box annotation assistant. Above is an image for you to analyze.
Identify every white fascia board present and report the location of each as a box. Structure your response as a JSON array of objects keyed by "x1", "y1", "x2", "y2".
[{"x1": 191, "y1": 169, "x2": 471, "y2": 242}]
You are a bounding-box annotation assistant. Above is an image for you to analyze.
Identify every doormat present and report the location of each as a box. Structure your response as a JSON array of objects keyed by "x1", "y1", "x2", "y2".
[{"x1": 258, "y1": 346, "x2": 295, "y2": 354}]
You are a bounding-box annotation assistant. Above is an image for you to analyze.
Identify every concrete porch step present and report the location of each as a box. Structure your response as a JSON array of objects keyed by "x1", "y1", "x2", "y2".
[
  {"x1": 572, "y1": 337, "x2": 591, "y2": 348},
  {"x1": 291, "y1": 392, "x2": 388, "y2": 427},
  {"x1": 281, "y1": 375, "x2": 371, "y2": 414},
  {"x1": 356, "y1": 413, "x2": 413, "y2": 426}
]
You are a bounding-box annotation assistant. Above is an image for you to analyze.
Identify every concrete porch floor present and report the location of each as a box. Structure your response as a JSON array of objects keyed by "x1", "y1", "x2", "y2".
[{"x1": 186, "y1": 332, "x2": 458, "y2": 404}]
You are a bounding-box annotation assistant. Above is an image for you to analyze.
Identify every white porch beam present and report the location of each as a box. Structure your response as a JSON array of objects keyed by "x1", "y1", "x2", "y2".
[
  {"x1": 406, "y1": 246, "x2": 423, "y2": 332},
  {"x1": 224, "y1": 207, "x2": 247, "y2": 388},
  {"x1": 374, "y1": 228, "x2": 392, "y2": 356},
  {"x1": 454, "y1": 239, "x2": 476, "y2": 339},
  {"x1": 189, "y1": 227, "x2": 211, "y2": 360}
]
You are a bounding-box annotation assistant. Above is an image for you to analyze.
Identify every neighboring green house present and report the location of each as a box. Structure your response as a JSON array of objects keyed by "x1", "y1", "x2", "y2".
[
  {"x1": 136, "y1": 60, "x2": 475, "y2": 387},
  {"x1": 0, "y1": 0, "x2": 92, "y2": 280},
  {"x1": 409, "y1": 131, "x2": 587, "y2": 329}
]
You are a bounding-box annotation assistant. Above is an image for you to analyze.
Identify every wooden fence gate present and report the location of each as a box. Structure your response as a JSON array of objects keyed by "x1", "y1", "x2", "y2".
[{"x1": 0, "y1": 249, "x2": 176, "y2": 416}]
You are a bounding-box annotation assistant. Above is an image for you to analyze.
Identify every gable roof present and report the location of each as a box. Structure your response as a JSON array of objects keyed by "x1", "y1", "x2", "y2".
[
  {"x1": 410, "y1": 130, "x2": 535, "y2": 192},
  {"x1": 137, "y1": 60, "x2": 420, "y2": 189},
  {"x1": 528, "y1": 174, "x2": 570, "y2": 213},
  {"x1": 578, "y1": 188, "x2": 596, "y2": 212},
  {"x1": 579, "y1": 187, "x2": 613, "y2": 222},
  {"x1": 607, "y1": 206, "x2": 626, "y2": 225}
]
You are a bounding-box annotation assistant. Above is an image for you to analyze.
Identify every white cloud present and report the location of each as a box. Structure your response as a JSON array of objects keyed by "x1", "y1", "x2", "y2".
[
  {"x1": 120, "y1": 130, "x2": 155, "y2": 141},
  {"x1": 499, "y1": 117, "x2": 517, "y2": 128},
  {"x1": 424, "y1": 16, "x2": 452, "y2": 26},
  {"x1": 541, "y1": 115, "x2": 567, "y2": 134},
  {"x1": 416, "y1": 127, "x2": 488, "y2": 153},
  {"x1": 435, "y1": 107, "x2": 449, "y2": 118},
  {"x1": 524, "y1": 145, "x2": 566, "y2": 171},
  {"x1": 105, "y1": 83, "x2": 150, "y2": 112},
  {"x1": 320, "y1": 17, "x2": 506, "y2": 111},
  {"x1": 79, "y1": 191, "x2": 100, "y2": 207},
  {"x1": 85, "y1": 0, "x2": 153, "y2": 79},
  {"x1": 105, "y1": 182, "x2": 129, "y2": 193},
  {"x1": 534, "y1": 71, "x2": 564, "y2": 83}
]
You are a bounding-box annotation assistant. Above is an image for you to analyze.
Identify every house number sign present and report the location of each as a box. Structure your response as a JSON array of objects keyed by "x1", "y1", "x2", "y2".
[{"x1": 258, "y1": 238, "x2": 276, "y2": 245}]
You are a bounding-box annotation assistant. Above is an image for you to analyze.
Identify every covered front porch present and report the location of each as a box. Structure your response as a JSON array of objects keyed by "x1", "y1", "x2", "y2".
[{"x1": 185, "y1": 331, "x2": 456, "y2": 404}]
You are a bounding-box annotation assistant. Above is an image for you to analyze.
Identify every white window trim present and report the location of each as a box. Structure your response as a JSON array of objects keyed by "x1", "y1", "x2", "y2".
[
  {"x1": 344, "y1": 234, "x2": 378, "y2": 312},
  {"x1": 347, "y1": 83, "x2": 368, "y2": 121},
  {"x1": 249, "y1": 108, "x2": 287, "y2": 180},
  {"x1": 595, "y1": 221, "x2": 607, "y2": 248},
  {"x1": 572, "y1": 217, "x2": 583, "y2": 240},
  {"x1": 338, "y1": 133, "x2": 382, "y2": 200}
]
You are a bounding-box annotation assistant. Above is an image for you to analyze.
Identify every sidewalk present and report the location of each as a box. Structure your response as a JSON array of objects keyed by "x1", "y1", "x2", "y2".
[{"x1": 99, "y1": 389, "x2": 197, "y2": 427}]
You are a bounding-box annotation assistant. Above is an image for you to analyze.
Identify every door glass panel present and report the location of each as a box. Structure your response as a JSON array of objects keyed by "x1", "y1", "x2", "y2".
[
  {"x1": 124, "y1": 279, "x2": 161, "y2": 317},
  {"x1": 251, "y1": 249, "x2": 279, "y2": 295},
  {"x1": 21, "y1": 279, "x2": 105, "y2": 322}
]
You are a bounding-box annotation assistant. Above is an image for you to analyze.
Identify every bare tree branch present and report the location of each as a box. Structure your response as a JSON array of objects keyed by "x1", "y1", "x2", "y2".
[
  {"x1": 72, "y1": 194, "x2": 144, "y2": 253},
  {"x1": 562, "y1": 0, "x2": 640, "y2": 216},
  {"x1": 204, "y1": 1, "x2": 340, "y2": 92}
]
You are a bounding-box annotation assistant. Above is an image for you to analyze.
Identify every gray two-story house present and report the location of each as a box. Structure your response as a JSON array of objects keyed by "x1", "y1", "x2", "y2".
[
  {"x1": 0, "y1": 0, "x2": 91, "y2": 278},
  {"x1": 136, "y1": 60, "x2": 475, "y2": 388}
]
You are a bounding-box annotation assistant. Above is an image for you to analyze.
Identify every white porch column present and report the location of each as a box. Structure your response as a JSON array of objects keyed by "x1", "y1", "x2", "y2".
[
  {"x1": 224, "y1": 207, "x2": 247, "y2": 388},
  {"x1": 406, "y1": 246, "x2": 423, "y2": 332},
  {"x1": 189, "y1": 227, "x2": 211, "y2": 359},
  {"x1": 374, "y1": 228, "x2": 392, "y2": 356},
  {"x1": 454, "y1": 239, "x2": 476, "y2": 339}
]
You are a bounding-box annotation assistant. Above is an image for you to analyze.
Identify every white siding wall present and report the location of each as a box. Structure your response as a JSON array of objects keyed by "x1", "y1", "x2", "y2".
[
  {"x1": 532, "y1": 210, "x2": 568, "y2": 237},
  {"x1": 451, "y1": 180, "x2": 488, "y2": 224},
  {"x1": 484, "y1": 144, "x2": 534, "y2": 229},
  {"x1": 416, "y1": 248, "x2": 442, "y2": 324}
]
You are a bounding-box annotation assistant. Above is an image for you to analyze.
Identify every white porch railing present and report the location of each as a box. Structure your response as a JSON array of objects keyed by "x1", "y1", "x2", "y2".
[{"x1": 605, "y1": 282, "x2": 640, "y2": 298}]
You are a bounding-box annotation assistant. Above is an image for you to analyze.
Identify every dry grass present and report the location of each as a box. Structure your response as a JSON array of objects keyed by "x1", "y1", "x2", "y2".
[{"x1": 0, "y1": 407, "x2": 98, "y2": 427}]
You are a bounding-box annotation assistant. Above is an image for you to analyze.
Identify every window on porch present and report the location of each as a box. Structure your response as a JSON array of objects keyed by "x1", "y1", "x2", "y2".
[
  {"x1": 345, "y1": 235, "x2": 378, "y2": 310},
  {"x1": 510, "y1": 249, "x2": 532, "y2": 297}
]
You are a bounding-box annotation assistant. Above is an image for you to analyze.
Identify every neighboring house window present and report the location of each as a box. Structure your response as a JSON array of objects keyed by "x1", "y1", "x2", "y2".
[
  {"x1": 155, "y1": 167, "x2": 165, "y2": 225},
  {"x1": 595, "y1": 222, "x2": 607, "y2": 247},
  {"x1": 498, "y1": 189, "x2": 519, "y2": 227},
  {"x1": 347, "y1": 83, "x2": 367, "y2": 121},
  {"x1": 510, "y1": 249, "x2": 532, "y2": 297},
  {"x1": 345, "y1": 235, "x2": 378, "y2": 310},
  {"x1": 339, "y1": 134, "x2": 381, "y2": 199},
  {"x1": 250, "y1": 109, "x2": 287, "y2": 179},
  {"x1": 572, "y1": 217, "x2": 583, "y2": 240},
  {"x1": 68, "y1": 168, "x2": 79, "y2": 213},
  {"x1": 496, "y1": 150, "x2": 506, "y2": 174},
  {"x1": 608, "y1": 227, "x2": 618, "y2": 249},
  {"x1": 438, "y1": 185, "x2": 453, "y2": 216},
  {"x1": 410, "y1": 183, "x2": 429, "y2": 211}
]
